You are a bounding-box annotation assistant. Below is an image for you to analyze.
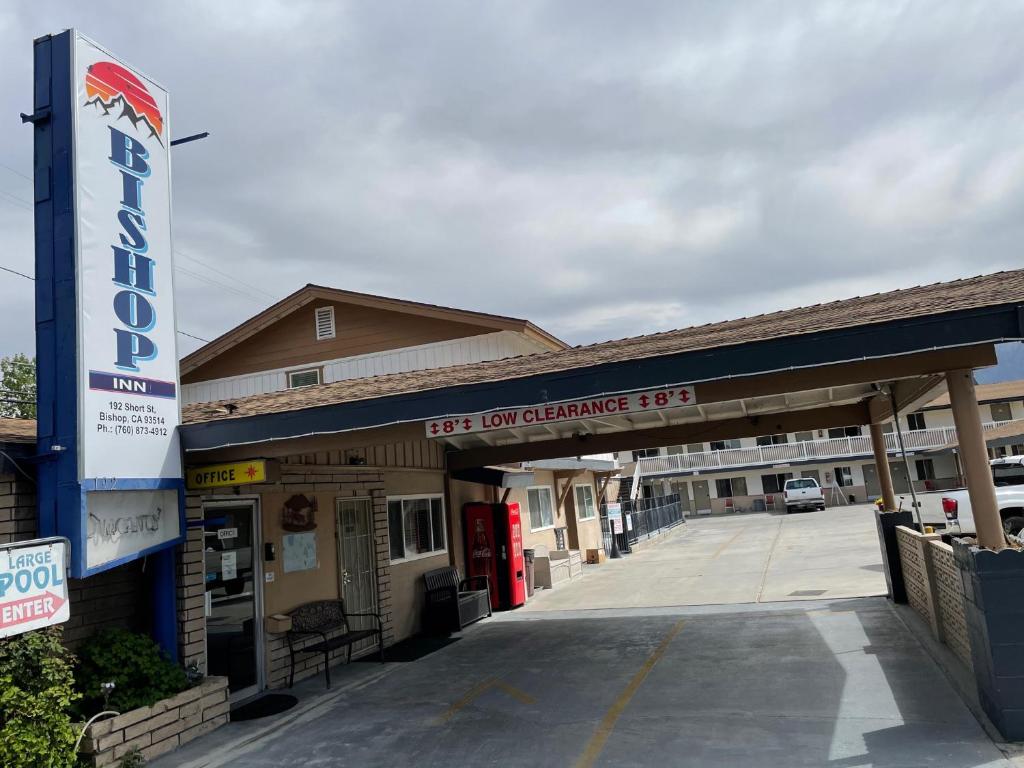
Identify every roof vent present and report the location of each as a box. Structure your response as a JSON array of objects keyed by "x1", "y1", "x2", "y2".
[{"x1": 314, "y1": 306, "x2": 335, "y2": 341}]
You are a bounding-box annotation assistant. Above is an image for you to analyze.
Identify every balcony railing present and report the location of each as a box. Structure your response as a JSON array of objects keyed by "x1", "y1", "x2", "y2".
[{"x1": 635, "y1": 421, "x2": 1013, "y2": 477}]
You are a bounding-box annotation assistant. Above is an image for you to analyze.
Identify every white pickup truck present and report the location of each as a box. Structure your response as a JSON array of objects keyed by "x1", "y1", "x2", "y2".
[
  {"x1": 940, "y1": 456, "x2": 1024, "y2": 535},
  {"x1": 783, "y1": 478, "x2": 826, "y2": 513}
]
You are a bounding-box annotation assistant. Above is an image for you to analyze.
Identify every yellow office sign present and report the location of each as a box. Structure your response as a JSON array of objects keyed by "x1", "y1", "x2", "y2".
[{"x1": 187, "y1": 460, "x2": 267, "y2": 489}]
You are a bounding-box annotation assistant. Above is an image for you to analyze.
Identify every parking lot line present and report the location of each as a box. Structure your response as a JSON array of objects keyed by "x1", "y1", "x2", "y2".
[
  {"x1": 435, "y1": 677, "x2": 535, "y2": 725},
  {"x1": 574, "y1": 619, "x2": 685, "y2": 768}
]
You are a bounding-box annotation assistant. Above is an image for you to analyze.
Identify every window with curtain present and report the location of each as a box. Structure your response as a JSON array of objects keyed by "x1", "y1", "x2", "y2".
[
  {"x1": 574, "y1": 485, "x2": 596, "y2": 520},
  {"x1": 387, "y1": 496, "x2": 446, "y2": 562},
  {"x1": 527, "y1": 487, "x2": 555, "y2": 530}
]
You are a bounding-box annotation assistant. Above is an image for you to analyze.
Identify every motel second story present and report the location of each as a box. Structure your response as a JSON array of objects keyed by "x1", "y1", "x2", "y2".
[{"x1": 617, "y1": 379, "x2": 1024, "y2": 513}]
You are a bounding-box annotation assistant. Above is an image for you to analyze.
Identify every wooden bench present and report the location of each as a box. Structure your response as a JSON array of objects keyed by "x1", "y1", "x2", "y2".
[
  {"x1": 423, "y1": 567, "x2": 491, "y2": 633},
  {"x1": 286, "y1": 599, "x2": 384, "y2": 688}
]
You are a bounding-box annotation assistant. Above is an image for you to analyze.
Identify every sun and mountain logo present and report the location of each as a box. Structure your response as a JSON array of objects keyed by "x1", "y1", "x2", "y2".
[{"x1": 83, "y1": 61, "x2": 164, "y2": 145}]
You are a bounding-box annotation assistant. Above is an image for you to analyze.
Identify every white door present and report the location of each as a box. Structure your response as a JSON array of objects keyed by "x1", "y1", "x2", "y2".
[{"x1": 336, "y1": 498, "x2": 378, "y2": 635}]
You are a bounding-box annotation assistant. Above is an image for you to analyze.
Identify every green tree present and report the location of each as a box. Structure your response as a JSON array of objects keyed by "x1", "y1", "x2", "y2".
[{"x1": 0, "y1": 354, "x2": 36, "y2": 419}]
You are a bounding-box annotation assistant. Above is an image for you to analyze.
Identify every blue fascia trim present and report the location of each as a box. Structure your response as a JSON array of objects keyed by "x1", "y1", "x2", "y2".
[{"x1": 181, "y1": 303, "x2": 1024, "y2": 452}]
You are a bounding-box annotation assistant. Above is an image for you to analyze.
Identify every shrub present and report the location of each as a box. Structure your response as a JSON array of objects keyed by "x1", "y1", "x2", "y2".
[
  {"x1": 0, "y1": 627, "x2": 80, "y2": 768},
  {"x1": 74, "y1": 629, "x2": 188, "y2": 716}
]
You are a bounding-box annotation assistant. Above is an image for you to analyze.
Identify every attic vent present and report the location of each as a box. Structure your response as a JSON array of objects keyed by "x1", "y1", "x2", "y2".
[
  {"x1": 314, "y1": 306, "x2": 335, "y2": 340},
  {"x1": 288, "y1": 369, "x2": 321, "y2": 388}
]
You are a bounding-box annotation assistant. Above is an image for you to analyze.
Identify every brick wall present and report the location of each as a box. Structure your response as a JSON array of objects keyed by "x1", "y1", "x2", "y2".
[
  {"x1": 184, "y1": 460, "x2": 394, "y2": 689},
  {"x1": 895, "y1": 525, "x2": 972, "y2": 671},
  {"x1": 1, "y1": 470, "x2": 147, "y2": 649},
  {"x1": 79, "y1": 676, "x2": 229, "y2": 766},
  {"x1": 0, "y1": 470, "x2": 38, "y2": 544}
]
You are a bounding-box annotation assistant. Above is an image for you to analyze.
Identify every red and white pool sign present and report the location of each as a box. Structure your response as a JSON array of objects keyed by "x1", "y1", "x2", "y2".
[
  {"x1": 0, "y1": 538, "x2": 70, "y2": 639},
  {"x1": 425, "y1": 385, "x2": 697, "y2": 438}
]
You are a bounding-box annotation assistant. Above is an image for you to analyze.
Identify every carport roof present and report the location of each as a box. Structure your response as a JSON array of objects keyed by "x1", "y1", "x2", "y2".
[{"x1": 183, "y1": 269, "x2": 1024, "y2": 427}]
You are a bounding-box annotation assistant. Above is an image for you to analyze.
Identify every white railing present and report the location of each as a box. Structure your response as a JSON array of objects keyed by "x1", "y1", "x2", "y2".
[{"x1": 636, "y1": 421, "x2": 1014, "y2": 476}]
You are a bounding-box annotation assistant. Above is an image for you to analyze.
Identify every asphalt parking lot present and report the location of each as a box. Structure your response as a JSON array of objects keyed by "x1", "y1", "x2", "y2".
[{"x1": 157, "y1": 507, "x2": 1016, "y2": 768}]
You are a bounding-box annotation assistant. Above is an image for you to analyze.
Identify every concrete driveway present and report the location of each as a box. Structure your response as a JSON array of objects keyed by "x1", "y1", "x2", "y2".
[
  {"x1": 156, "y1": 506, "x2": 1016, "y2": 768},
  {"x1": 525, "y1": 505, "x2": 888, "y2": 612},
  {"x1": 158, "y1": 599, "x2": 1012, "y2": 768}
]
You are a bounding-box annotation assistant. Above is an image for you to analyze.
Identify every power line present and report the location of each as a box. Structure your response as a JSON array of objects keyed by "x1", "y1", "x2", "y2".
[
  {"x1": 0, "y1": 162, "x2": 32, "y2": 182},
  {"x1": 0, "y1": 268, "x2": 211, "y2": 343},
  {"x1": 0, "y1": 264, "x2": 33, "y2": 280},
  {"x1": 174, "y1": 247, "x2": 275, "y2": 301},
  {"x1": 0, "y1": 191, "x2": 31, "y2": 212}
]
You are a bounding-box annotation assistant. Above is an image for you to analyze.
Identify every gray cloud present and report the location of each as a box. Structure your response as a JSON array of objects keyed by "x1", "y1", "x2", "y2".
[{"x1": 1, "y1": 1, "x2": 1022, "y2": 360}]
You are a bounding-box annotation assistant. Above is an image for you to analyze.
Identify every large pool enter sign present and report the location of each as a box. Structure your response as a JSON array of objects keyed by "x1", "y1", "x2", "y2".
[{"x1": 0, "y1": 539, "x2": 70, "y2": 639}]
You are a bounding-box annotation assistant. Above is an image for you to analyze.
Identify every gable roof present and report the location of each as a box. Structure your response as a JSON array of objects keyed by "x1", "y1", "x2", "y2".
[
  {"x1": 924, "y1": 379, "x2": 1024, "y2": 409},
  {"x1": 179, "y1": 284, "x2": 567, "y2": 377},
  {"x1": 182, "y1": 268, "x2": 1024, "y2": 427}
]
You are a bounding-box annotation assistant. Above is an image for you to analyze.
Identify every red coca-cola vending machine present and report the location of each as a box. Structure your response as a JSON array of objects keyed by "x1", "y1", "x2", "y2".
[{"x1": 464, "y1": 502, "x2": 526, "y2": 610}]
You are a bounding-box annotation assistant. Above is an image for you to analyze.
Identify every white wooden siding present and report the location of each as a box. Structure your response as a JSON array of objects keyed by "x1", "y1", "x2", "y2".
[{"x1": 181, "y1": 331, "x2": 547, "y2": 405}]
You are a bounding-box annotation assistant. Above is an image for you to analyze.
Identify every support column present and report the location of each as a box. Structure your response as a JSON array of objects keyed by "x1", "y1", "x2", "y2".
[
  {"x1": 151, "y1": 546, "x2": 179, "y2": 660},
  {"x1": 869, "y1": 421, "x2": 897, "y2": 512},
  {"x1": 946, "y1": 369, "x2": 1005, "y2": 551}
]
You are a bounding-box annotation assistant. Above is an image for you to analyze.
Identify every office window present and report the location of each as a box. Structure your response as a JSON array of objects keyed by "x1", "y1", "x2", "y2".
[
  {"x1": 710, "y1": 439, "x2": 742, "y2": 451},
  {"x1": 991, "y1": 402, "x2": 1012, "y2": 422},
  {"x1": 387, "y1": 496, "x2": 445, "y2": 562},
  {"x1": 915, "y1": 459, "x2": 936, "y2": 481},
  {"x1": 632, "y1": 448, "x2": 660, "y2": 462},
  {"x1": 527, "y1": 487, "x2": 555, "y2": 530},
  {"x1": 574, "y1": 485, "x2": 597, "y2": 520},
  {"x1": 756, "y1": 434, "x2": 788, "y2": 446},
  {"x1": 288, "y1": 368, "x2": 321, "y2": 388},
  {"x1": 907, "y1": 413, "x2": 927, "y2": 431},
  {"x1": 833, "y1": 466, "x2": 854, "y2": 487},
  {"x1": 794, "y1": 431, "x2": 814, "y2": 442},
  {"x1": 761, "y1": 473, "x2": 792, "y2": 494}
]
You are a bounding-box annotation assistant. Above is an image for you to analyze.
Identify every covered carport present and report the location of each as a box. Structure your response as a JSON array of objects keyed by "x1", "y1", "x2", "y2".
[{"x1": 182, "y1": 269, "x2": 1024, "y2": 744}]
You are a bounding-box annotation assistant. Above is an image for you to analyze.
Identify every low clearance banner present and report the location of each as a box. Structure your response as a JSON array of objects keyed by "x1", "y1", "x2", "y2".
[{"x1": 425, "y1": 385, "x2": 697, "y2": 438}]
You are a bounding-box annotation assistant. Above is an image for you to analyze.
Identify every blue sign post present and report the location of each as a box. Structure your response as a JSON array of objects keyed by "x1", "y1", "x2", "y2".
[{"x1": 29, "y1": 30, "x2": 185, "y2": 658}]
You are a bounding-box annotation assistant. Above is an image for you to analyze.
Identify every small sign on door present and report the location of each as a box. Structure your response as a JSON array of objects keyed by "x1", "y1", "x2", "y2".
[
  {"x1": 217, "y1": 528, "x2": 238, "y2": 541},
  {"x1": 221, "y1": 551, "x2": 238, "y2": 581}
]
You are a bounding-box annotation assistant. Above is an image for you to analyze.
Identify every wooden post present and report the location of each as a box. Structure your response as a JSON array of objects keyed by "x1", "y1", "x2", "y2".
[
  {"x1": 946, "y1": 369, "x2": 1005, "y2": 551},
  {"x1": 870, "y1": 421, "x2": 897, "y2": 512}
]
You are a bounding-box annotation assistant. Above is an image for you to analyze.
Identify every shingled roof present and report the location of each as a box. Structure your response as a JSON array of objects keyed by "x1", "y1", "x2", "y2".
[
  {"x1": 0, "y1": 418, "x2": 36, "y2": 444},
  {"x1": 182, "y1": 269, "x2": 1024, "y2": 426},
  {"x1": 924, "y1": 379, "x2": 1024, "y2": 409}
]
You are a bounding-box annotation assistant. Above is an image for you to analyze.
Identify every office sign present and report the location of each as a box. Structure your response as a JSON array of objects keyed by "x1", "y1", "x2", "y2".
[
  {"x1": 186, "y1": 460, "x2": 268, "y2": 490},
  {"x1": 425, "y1": 385, "x2": 697, "y2": 438},
  {"x1": 0, "y1": 538, "x2": 70, "y2": 639},
  {"x1": 32, "y1": 31, "x2": 184, "y2": 577}
]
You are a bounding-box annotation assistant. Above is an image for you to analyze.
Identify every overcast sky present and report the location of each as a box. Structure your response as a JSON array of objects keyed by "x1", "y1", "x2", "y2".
[{"x1": 1, "y1": 2, "x2": 1022, "y2": 361}]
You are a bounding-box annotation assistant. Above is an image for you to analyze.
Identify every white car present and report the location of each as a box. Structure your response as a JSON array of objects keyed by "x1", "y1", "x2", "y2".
[
  {"x1": 940, "y1": 456, "x2": 1024, "y2": 535},
  {"x1": 783, "y1": 478, "x2": 826, "y2": 513}
]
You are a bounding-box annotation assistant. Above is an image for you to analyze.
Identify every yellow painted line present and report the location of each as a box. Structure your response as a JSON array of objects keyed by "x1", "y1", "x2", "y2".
[
  {"x1": 436, "y1": 677, "x2": 535, "y2": 724},
  {"x1": 710, "y1": 526, "x2": 748, "y2": 559},
  {"x1": 493, "y1": 680, "x2": 536, "y2": 705},
  {"x1": 574, "y1": 620, "x2": 685, "y2": 768}
]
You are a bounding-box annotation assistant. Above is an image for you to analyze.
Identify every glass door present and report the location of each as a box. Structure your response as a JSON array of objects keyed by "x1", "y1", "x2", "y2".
[
  {"x1": 203, "y1": 500, "x2": 262, "y2": 701},
  {"x1": 336, "y1": 498, "x2": 378, "y2": 634}
]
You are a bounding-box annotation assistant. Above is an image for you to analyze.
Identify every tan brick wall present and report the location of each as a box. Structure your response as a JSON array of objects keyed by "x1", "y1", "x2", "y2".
[
  {"x1": 896, "y1": 526, "x2": 973, "y2": 672},
  {"x1": 1, "y1": 471, "x2": 148, "y2": 649},
  {"x1": 928, "y1": 539, "x2": 973, "y2": 671},
  {"x1": 79, "y1": 676, "x2": 229, "y2": 767},
  {"x1": 0, "y1": 471, "x2": 38, "y2": 544},
  {"x1": 896, "y1": 525, "x2": 939, "y2": 633}
]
